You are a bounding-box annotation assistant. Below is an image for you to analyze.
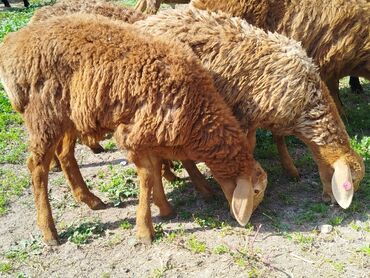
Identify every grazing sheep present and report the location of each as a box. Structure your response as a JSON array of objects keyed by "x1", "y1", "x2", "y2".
[
  {"x1": 29, "y1": 3, "x2": 365, "y2": 208},
  {"x1": 0, "y1": 14, "x2": 267, "y2": 245},
  {"x1": 132, "y1": 8, "x2": 364, "y2": 208},
  {"x1": 30, "y1": 0, "x2": 146, "y2": 24},
  {"x1": 135, "y1": 0, "x2": 189, "y2": 14},
  {"x1": 191, "y1": 0, "x2": 369, "y2": 177},
  {"x1": 191, "y1": 0, "x2": 370, "y2": 108}
]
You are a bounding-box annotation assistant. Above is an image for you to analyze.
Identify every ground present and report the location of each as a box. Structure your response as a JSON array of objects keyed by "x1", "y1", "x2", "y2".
[{"x1": 0, "y1": 1, "x2": 369, "y2": 277}]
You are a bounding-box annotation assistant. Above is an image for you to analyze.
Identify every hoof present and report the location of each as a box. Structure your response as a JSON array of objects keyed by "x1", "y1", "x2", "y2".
[
  {"x1": 44, "y1": 238, "x2": 60, "y2": 246},
  {"x1": 286, "y1": 167, "x2": 300, "y2": 180},
  {"x1": 137, "y1": 231, "x2": 154, "y2": 245},
  {"x1": 90, "y1": 200, "x2": 107, "y2": 210},
  {"x1": 91, "y1": 144, "x2": 105, "y2": 154},
  {"x1": 199, "y1": 190, "x2": 214, "y2": 200},
  {"x1": 322, "y1": 192, "x2": 335, "y2": 204},
  {"x1": 159, "y1": 210, "x2": 177, "y2": 220}
]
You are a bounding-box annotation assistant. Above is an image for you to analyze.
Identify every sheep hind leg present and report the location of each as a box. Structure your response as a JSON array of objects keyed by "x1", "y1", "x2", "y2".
[
  {"x1": 56, "y1": 131, "x2": 106, "y2": 210},
  {"x1": 131, "y1": 153, "x2": 159, "y2": 244},
  {"x1": 349, "y1": 76, "x2": 363, "y2": 94},
  {"x1": 161, "y1": 160, "x2": 179, "y2": 182},
  {"x1": 273, "y1": 134, "x2": 299, "y2": 179},
  {"x1": 153, "y1": 161, "x2": 176, "y2": 219},
  {"x1": 182, "y1": 160, "x2": 214, "y2": 199},
  {"x1": 27, "y1": 144, "x2": 59, "y2": 245}
]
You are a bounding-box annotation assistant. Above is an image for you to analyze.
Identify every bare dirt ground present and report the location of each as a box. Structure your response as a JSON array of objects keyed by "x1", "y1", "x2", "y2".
[{"x1": 1, "y1": 136, "x2": 369, "y2": 278}]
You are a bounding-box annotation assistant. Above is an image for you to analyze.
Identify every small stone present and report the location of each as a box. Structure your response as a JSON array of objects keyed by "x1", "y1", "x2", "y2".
[
  {"x1": 320, "y1": 224, "x2": 333, "y2": 234},
  {"x1": 120, "y1": 160, "x2": 128, "y2": 166}
]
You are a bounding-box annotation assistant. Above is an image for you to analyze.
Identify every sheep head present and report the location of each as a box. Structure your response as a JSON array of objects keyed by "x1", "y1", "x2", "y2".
[
  {"x1": 214, "y1": 160, "x2": 267, "y2": 226},
  {"x1": 317, "y1": 149, "x2": 365, "y2": 209}
]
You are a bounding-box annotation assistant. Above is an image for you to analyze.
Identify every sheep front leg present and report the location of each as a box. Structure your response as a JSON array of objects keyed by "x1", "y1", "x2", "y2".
[
  {"x1": 273, "y1": 134, "x2": 299, "y2": 179},
  {"x1": 181, "y1": 160, "x2": 214, "y2": 199},
  {"x1": 326, "y1": 78, "x2": 344, "y2": 114},
  {"x1": 27, "y1": 149, "x2": 59, "y2": 245},
  {"x1": 56, "y1": 131, "x2": 106, "y2": 210},
  {"x1": 135, "y1": 0, "x2": 147, "y2": 12},
  {"x1": 133, "y1": 154, "x2": 157, "y2": 244}
]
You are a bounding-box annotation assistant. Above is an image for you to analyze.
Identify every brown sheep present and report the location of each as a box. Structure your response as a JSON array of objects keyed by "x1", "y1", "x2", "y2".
[
  {"x1": 191, "y1": 0, "x2": 370, "y2": 177},
  {"x1": 0, "y1": 13, "x2": 267, "y2": 245},
  {"x1": 29, "y1": 3, "x2": 365, "y2": 208},
  {"x1": 134, "y1": 8, "x2": 365, "y2": 208}
]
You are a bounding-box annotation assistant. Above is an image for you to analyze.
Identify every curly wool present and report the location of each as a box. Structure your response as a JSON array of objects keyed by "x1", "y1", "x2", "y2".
[
  {"x1": 133, "y1": 7, "x2": 364, "y2": 186},
  {"x1": 191, "y1": 0, "x2": 370, "y2": 83},
  {"x1": 0, "y1": 13, "x2": 252, "y2": 180},
  {"x1": 30, "y1": 0, "x2": 147, "y2": 24}
]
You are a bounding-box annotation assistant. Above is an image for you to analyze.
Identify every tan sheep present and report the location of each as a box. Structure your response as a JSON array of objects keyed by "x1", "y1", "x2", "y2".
[
  {"x1": 191, "y1": 0, "x2": 369, "y2": 178},
  {"x1": 133, "y1": 8, "x2": 365, "y2": 208},
  {"x1": 191, "y1": 0, "x2": 370, "y2": 108},
  {"x1": 0, "y1": 13, "x2": 267, "y2": 245}
]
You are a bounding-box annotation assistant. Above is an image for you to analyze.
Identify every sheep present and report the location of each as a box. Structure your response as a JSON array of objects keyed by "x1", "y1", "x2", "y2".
[
  {"x1": 28, "y1": 3, "x2": 365, "y2": 208},
  {"x1": 2, "y1": 0, "x2": 29, "y2": 8},
  {"x1": 132, "y1": 8, "x2": 365, "y2": 208},
  {"x1": 134, "y1": 0, "x2": 189, "y2": 14},
  {"x1": 0, "y1": 13, "x2": 267, "y2": 245},
  {"x1": 191, "y1": 0, "x2": 370, "y2": 108},
  {"x1": 191, "y1": 0, "x2": 369, "y2": 177},
  {"x1": 30, "y1": 0, "x2": 147, "y2": 24}
]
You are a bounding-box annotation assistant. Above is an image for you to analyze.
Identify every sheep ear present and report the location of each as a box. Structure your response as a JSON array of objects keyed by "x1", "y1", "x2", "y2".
[
  {"x1": 332, "y1": 158, "x2": 354, "y2": 209},
  {"x1": 231, "y1": 177, "x2": 254, "y2": 226}
]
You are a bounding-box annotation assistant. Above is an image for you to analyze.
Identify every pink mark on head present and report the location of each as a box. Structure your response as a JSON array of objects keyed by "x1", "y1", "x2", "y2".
[{"x1": 343, "y1": 181, "x2": 352, "y2": 191}]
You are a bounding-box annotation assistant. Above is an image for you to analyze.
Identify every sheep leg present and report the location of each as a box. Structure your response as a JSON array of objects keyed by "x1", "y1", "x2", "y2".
[
  {"x1": 273, "y1": 134, "x2": 300, "y2": 178},
  {"x1": 23, "y1": 0, "x2": 29, "y2": 7},
  {"x1": 317, "y1": 164, "x2": 335, "y2": 203},
  {"x1": 152, "y1": 162, "x2": 176, "y2": 219},
  {"x1": 49, "y1": 154, "x2": 62, "y2": 172},
  {"x1": 161, "y1": 160, "x2": 179, "y2": 182},
  {"x1": 135, "y1": 0, "x2": 147, "y2": 12},
  {"x1": 349, "y1": 76, "x2": 363, "y2": 94},
  {"x1": 181, "y1": 160, "x2": 214, "y2": 199},
  {"x1": 132, "y1": 153, "x2": 157, "y2": 244},
  {"x1": 2, "y1": 0, "x2": 11, "y2": 7},
  {"x1": 55, "y1": 131, "x2": 106, "y2": 210},
  {"x1": 146, "y1": 0, "x2": 160, "y2": 14},
  {"x1": 326, "y1": 78, "x2": 344, "y2": 113},
  {"x1": 27, "y1": 146, "x2": 59, "y2": 245}
]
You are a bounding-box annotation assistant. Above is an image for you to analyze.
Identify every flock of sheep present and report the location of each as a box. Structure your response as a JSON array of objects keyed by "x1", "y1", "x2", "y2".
[{"x1": 0, "y1": 0, "x2": 368, "y2": 246}]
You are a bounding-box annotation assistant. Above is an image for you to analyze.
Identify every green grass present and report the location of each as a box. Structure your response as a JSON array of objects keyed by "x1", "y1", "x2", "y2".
[
  {"x1": 119, "y1": 219, "x2": 133, "y2": 230},
  {"x1": 0, "y1": 262, "x2": 12, "y2": 273},
  {"x1": 0, "y1": 169, "x2": 29, "y2": 215},
  {"x1": 60, "y1": 220, "x2": 105, "y2": 245},
  {"x1": 187, "y1": 236, "x2": 206, "y2": 254},
  {"x1": 0, "y1": 88, "x2": 28, "y2": 164},
  {"x1": 97, "y1": 165, "x2": 139, "y2": 205},
  {"x1": 213, "y1": 245, "x2": 229, "y2": 255},
  {"x1": 3, "y1": 239, "x2": 42, "y2": 264}
]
